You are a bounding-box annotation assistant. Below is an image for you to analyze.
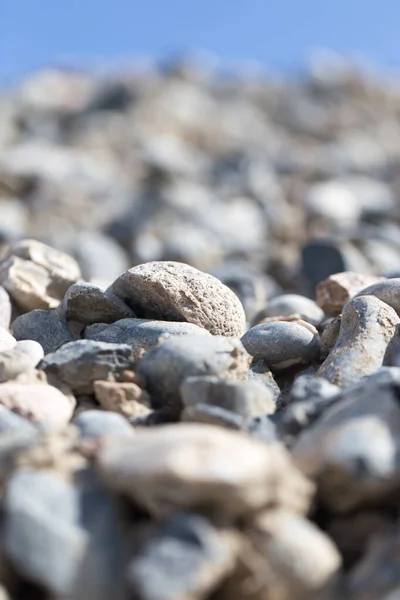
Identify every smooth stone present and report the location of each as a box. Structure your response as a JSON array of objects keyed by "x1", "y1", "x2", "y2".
[
  {"x1": 247, "y1": 360, "x2": 281, "y2": 403},
  {"x1": 0, "y1": 349, "x2": 34, "y2": 382},
  {"x1": 97, "y1": 424, "x2": 313, "y2": 517},
  {"x1": 61, "y1": 282, "x2": 134, "y2": 327},
  {"x1": 180, "y1": 376, "x2": 276, "y2": 418},
  {"x1": 316, "y1": 272, "x2": 385, "y2": 317},
  {"x1": 0, "y1": 383, "x2": 74, "y2": 427},
  {"x1": 41, "y1": 340, "x2": 135, "y2": 395},
  {"x1": 0, "y1": 286, "x2": 11, "y2": 329},
  {"x1": 256, "y1": 294, "x2": 324, "y2": 325},
  {"x1": 85, "y1": 318, "x2": 211, "y2": 358},
  {"x1": 354, "y1": 278, "x2": 400, "y2": 316},
  {"x1": 0, "y1": 327, "x2": 16, "y2": 352},
  {"x1": 15, "y1": 340, "x2": 44, "y2": 366},
  {"x1": 109, "y1": 261, "x2": 246, "y2": 337},
  {"x1": 12, "y1": 309, "x2": 73, "y2": 355},
  {"x1": 137, "y1": 335, "x2": 251, "y2": 411},
  {"x1": 241, "y1": 321, "x2": 320, "y2": 371},
  {"x1": 181, "y1": 403, "x2": 246, "y2": 430},
  {"x1": 73, "y1": 410, "x2": 134, "y2": 439}
]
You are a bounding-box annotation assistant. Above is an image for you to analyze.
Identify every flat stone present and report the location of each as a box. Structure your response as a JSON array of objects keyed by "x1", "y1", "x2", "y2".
[
  {"x1": 85, "y1": 318, "x2": 211, "y2": 359},
  {"x1": 241, "y1": 321, "x2": 320, "y2": 371},
  {"x1": 109, "y1": 261, "x2": 246, "y2": 337},
  {"x1": 61, "y1": 282, "x2": 134, "y2": 326},
  {"x1": 41, "y1": 340, "x2": 135, "y2": 395},
  {"x1": 73, "y1": 410, "x2": 134, "y2": 439},
  {"x1": 0, "y1": 383, "x2": 74, "y2": 427},
  {"x1": 316, "y1": 272, "x2": 384, "y2": 316},
  {"x1": 93, "y1": 380, "x2": 151, "y2": 418},
  {"x1": 97, "y1": 424, "x2": 313, "y2": 517},
  {"x1": 137, "y1": 335, "x2": 251, "y2": 411},
  {"x1": 12, "y1": 309, "x2": 73, "y2": 355},
  {"x1": 180, "y1": 376, "x2": 276, "y2": 418},
  {"x1": 0, "y1": 286, "x2": 11, "y2": 329},
  {"x1": 127, "y1": 512, "x2": 237, "y2": 600}
]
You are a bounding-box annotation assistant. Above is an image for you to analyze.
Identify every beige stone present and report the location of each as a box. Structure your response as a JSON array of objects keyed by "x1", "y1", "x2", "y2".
[
  {"x1": 316, "y1": 272, "x2": 384, "y2": 317},
  {"x1": 93, "y1": 380, "x2": 151, "y2": 418}
]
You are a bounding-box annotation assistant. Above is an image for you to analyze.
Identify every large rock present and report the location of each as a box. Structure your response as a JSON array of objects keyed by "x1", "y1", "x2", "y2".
[
  {"x1": 109, "y1": 261, "x2": 246, "y2": 337},
  {"x1": 97, "y1": 423, "x2": 313, "y2": 517},
  {"x1": 41, "y1": 340, "x2": 134, "y2": 394},
  {"x1": 137, "y1": 335, "x2": 251, "y2": 410}
]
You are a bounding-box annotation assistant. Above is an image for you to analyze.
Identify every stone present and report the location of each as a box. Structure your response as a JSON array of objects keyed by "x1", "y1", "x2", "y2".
[
  {"x1": 74, "y1": 230, "x2": 129, "y2": 282},
  {"x1": 246, "y1": 510, "x2": 341, "y2": 599},
  {"x1": 97, "y1": 424, "x2": 313, "y2": 517},
  {"x1": 247, "y1": 360, "x2": 281, "y2": 403},
  {"x1": 241, "y1": 321, "x2": 320, "y2": 371},
  {"x1": 137, "y1": 335, "x2": 251, "y2": 411},
  {"x1": 0, "y1": 327, "x2": 16, "y2": 352},
  {"x1": 316, "y1": 272, "x2": 384, "y2": 317},
  {"x1": 73, "y1": 410, "x2": 134, "y2": 439},
  {"x1": 3, "y1": 468, "x2": 86, "y2": 596},
  {"x1": 109, "y1": 261, "x2": 246, "y2": 337},
  {"x1": 181, "y1": 403, "x2": 247, "y2": 430},
  {"x1": 85, "y1": 318, "x2": 211, "y2": 358},
  {"x1": 126, "y1": 512, "x2": 237, "y2": 600},
  {"x1": 320, "y1": 316, "x2": 341, "y2": 360},
  {"x1": 354, "y1": 278, "x2": 400, "y2": 316},
  {"x1": 61, "y1": 282, "x2": 134, "y2": 327},
  {"x1": 93, "y1": 380, "x2": 151, "y2": 418},
  {"x1": 0, "y1": 349, "x2": 34, "y2": 382},
  {"x1": 180, "y1": 376, "x2": 276, "y2": 418},
  {"x1": 317, "y1": 296, "x2": 399, "y2": 387},
  {"x1": 246, "y1": 414, "x2": 278, "y2": 443},
  {"x1": 254, "y1": 293, "x2": 324, "y2": 325},
  {"x1": 0, "y1": 286, "x2": 11, "y2": 329},
  {"x1": 15, "y1": 340, "x2": 44, "y2": 366},
  {"x1": 12, "y1": 309, "x2": 73, "y2": 355},
  {"x1": 0, "y1": 383, "x2": 74, "y2": 427},
  {"x1": 41, "y1": 340, "x2": 135, "y2": 395},
  {"x1": 292, "y1": 372, "x2": 400, "y2": 512}
]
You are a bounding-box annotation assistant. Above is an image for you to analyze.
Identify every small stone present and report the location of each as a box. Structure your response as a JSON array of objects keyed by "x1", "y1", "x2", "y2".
[
  {"x1": 0, "y1": 327, "x2": 16, "y2": 351},
  {"x1": 247, "y1": 510, "x2": 341, "y2": 599},
  {"x1": 137, "y1": 335, "x2": 251, "y2": 411},
  {"x1": 126, "y1": 512, "x2": 237, "y2": 600},
  {"x1": 180, "y1": 376, "x2": 276, "y2": 418},
  {"x1": 0, "y1": 349, "x2": 34, "y2": 382},
  {"x1": 85, "y1": 318, "x2": 211, "y2": 358},
  {"x1": 12, "y1": 309, "x2": 73, "y2": 355},
  {"x1": 73, "y1": 410, "x2": 134, "y2": 439},
  {"x1": 41, "y1": 340, "x2": 135, "y2": 395},
  {"x1": 93, "y1": 380, "x2": 151, "y2": 418},
  {"x1": 0, "y1": 383, "x2": 74, "y2": 427},
  {"x1": 354, "y1": 277, "x2": 400, "y2": 316},
  {"x1": 181, "y1": 403, "x2": 246, "y2": 430},
  {"x1": 61, "y1": 282, "x2": 134, "y2": 327},
  {"x1": 254, "y1": 293, "x2": 324, "y2": 325},
  {"x1": 97, "y1": 424, "x2": 313, "y2": 517},
  {"x1": 316, "y1": 272, "x2": 384, "y2": 316},
  {"x1": 241, "y1": 321, "x2": 320, "y2": 371},
  {"x1": 320, "y1": 316, "x2": 341, "y2": 360},
  {"x1": 246, "y1": 414, "x2": 278, "y2": 443},
  {"x1": 317, "y1": 296, "x2": 399, "y2": 387},
  {"x1": 109, "y1": 261, "x2": 246, "y2": 337},
  {"x1": 15, "y1": 340, "x2": 44, "y2": 366},
  {"x1": 247, "y1": 360, "x2": 281, "y2": 403},
  {"x1": 0, "y1": 286, "x2": 11, "y2": 329}
]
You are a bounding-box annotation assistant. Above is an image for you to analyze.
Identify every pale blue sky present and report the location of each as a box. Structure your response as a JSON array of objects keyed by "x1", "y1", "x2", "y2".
[{"x1": 1, "y1": 0, "x2": 400, "y2": 81}]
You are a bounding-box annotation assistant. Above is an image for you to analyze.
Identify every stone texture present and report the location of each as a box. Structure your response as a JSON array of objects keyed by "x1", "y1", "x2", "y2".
[
  {"x1": 316, "y1": 272, "x2": 384, "y2": 317},
  {"x1": 0, "y1": 383, "x2": 74, "y2": 427},
  {"x1": 317, "y1": 296, "x2": 399, "y2": 387},
  {"x1": 137, "y1": 335, "x2": 251, "y2": 411},
  {"x1": 354, "y1": 278, "x2": 400, "y2": 316},
  {"x1": 255, "y1": 293, "x2": 324, "y2": 325},
  {"x1": 93, "y1": 380, "x2": 151, "y2": 418},
  {"x1": 109, "y1": 261, "x2": 246, "y2": 337},
  {"x1": 61, "y1": 282, "x2": 134, "y2": 326},
  {"x1": 97, "y1": 424, "x2": 313, "y2": 517},
  {"x1": 12, "y1": 308, "x2": 73, "y2": 355},
  {"x1": 41, "y1": 340, "x2": 135, "y2": 395}
]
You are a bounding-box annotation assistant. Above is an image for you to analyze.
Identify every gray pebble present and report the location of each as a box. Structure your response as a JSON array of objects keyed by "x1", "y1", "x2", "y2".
[
  {"x1": 241, "y1": 321, "x2": 320, "y2": 371},
  {"x1": 180, "y1": 376, "x2": 276, "y2": 418},
  {"x1": 41, "y1": 339, "x2": 134, "y2": 395},
  {"x1": 181, "y1": 403, "x2": 246, "y2": 430},
  {"x1": 247, "y1": 360, "x2": 281, "y2": 403},
  {"x1": 12, "y1": 309, "x2": 73, "y2": 355},
  {"x1": 61, "y1": 282, "x2": 134, "y2": 327},
  {"x1": 137, "y1": 335, "x2": 251, "y2": 411},
  {"x1": 354, "y1": 278, "x2": 400, "y2": 316},
  {"x1": 73, "y1": 410, "x2": 133, "y2": 439},
  {"x1": 257, "y1": 293, "x2": 325, "y2": 325}
]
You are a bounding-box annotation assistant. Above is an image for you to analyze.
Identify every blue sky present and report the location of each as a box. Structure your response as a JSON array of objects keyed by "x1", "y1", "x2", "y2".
[{"x1": 1, "y1": 0, "x2": 400, "y2": 81}]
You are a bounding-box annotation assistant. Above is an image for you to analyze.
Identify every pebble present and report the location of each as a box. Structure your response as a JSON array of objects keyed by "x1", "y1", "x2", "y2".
[
  {"x1": 137, "y1": 335, "x2": 251, "y2": 411},
  {"x1": 354, "y1": 277, "x2": 400, "y2": 316},
  {"x1": 180, "y1": 376, "x2": 276, "y2": 418},
  {"x1": 241, "y1": 321, "x2": 320, "y2": 371},
  {"x1": 109, "y1": 261, "x2": 246, "y2": 337},
  {"x1": 14, "y1": 340, "x2": 44, "y2": 366},
  {"x1": 0, "y1": 327, "x2": 16, "y2": 352},
  {"x1": 93, "y1": 380, "x2": 151, "y2": 418},
  {"x1": 41, "y1": 340, "x2": 135, "y2": 395},
  {"x1": 85, "y1": 317, "x2": 211, "y2": 358},
  {"x1": 12, "y1": 309, "x2": 74, "y2": 355},
  {"x1": 255, "y1": 293, "x2": 325, "y2": 325},
  {"x1": 181, "y1": 403, "x2": 247, "y2": 430},
  {"x1": 61, "y1": 282, "x2": 134, "y2": 327},
  {"x1": 0, "y1": 286, "x2": 11, "y2": 329},
  {"x1": 97, "y1": 423, "x2": 313, "y2": 517},
  {"x1": 73, "y1": 410, "x2": 134, "y2": 440},
  {"x1": 247, "y1": 360, "x2": 281, "y2": 403},
  {"x1": 316, "y1": 272, "x2": 385, "y2": 316},
  {"x1": 0, "y1": 349, "x2": 35, "y2": 382},
  {"x1": 317, "y1": 296, "x2": 399, "y2": 387}
]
